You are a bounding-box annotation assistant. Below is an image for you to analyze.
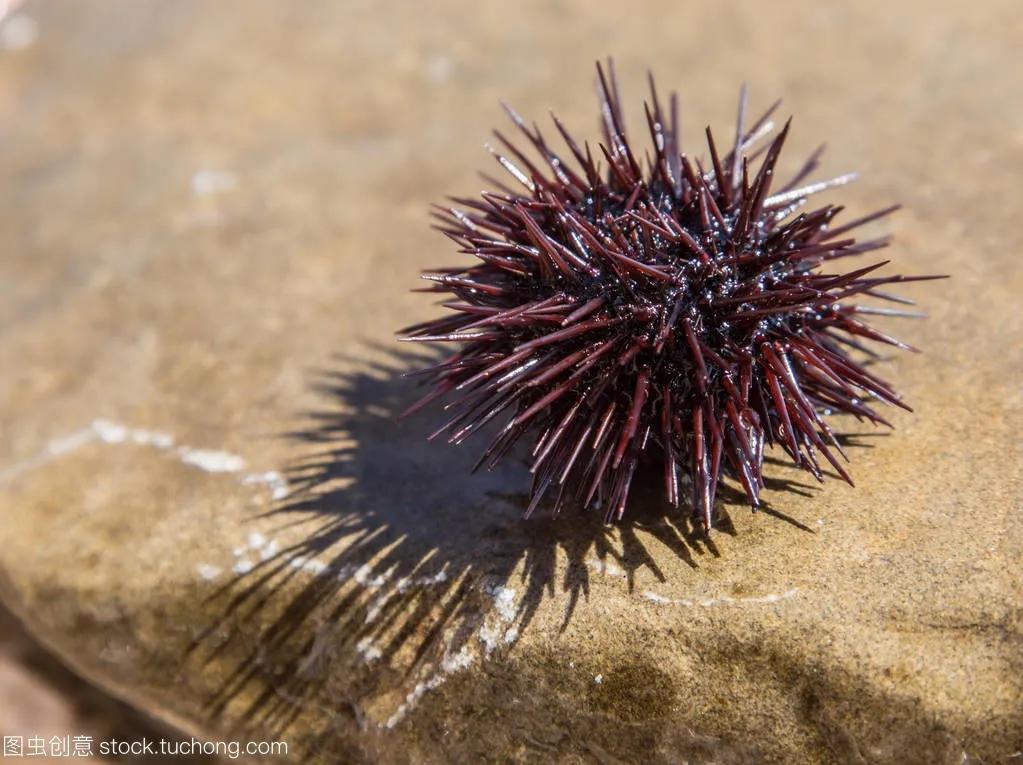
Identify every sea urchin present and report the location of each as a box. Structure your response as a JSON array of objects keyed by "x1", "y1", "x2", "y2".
[{"x1": 400, "y1": 61, "x2": 939, "y2": 528}]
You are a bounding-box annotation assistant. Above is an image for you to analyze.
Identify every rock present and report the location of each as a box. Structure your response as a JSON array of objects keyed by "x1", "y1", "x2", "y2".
[
  {"x1": 0, "y1": 604, "x2": 212, "y2": 764},
  {"x1": 0, "y1": 1, "x2": 1020, "y2": 763}
]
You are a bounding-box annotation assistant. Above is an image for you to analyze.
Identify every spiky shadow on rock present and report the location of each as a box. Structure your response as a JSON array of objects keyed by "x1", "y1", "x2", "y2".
[{"x1": 189, "y1": 345, "x2": 831, "y2": 749}]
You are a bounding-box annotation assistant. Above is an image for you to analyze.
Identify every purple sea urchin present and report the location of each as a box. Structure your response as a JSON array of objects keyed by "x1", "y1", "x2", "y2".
[{"x1": 400, "y1": 61, "x2": 940, "y2": 528}]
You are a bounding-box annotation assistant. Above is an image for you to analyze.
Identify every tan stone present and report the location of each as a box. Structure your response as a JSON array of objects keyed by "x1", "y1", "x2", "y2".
[{"x1": 0, "y1": 1, "x2": 1020, "y2": 763}]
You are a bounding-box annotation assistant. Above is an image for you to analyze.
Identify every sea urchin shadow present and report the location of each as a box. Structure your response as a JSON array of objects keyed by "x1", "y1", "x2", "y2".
[{"x1": 192, "y1": 345, "x2": 771, "y2": 740}]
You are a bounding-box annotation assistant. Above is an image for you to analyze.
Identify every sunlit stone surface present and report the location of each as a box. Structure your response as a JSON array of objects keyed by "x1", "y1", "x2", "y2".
[{"x1": 0, "y1": 1, "x2": 1019, "y2": 762}]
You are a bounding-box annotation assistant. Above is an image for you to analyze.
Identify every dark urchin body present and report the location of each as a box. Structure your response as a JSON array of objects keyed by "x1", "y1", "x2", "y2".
[{"x1": 401, "y1": 61, "x2": 937, "y2": 528}]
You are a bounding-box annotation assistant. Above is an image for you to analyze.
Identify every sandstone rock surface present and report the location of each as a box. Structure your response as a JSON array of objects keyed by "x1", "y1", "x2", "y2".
[{"x1": 0, "y1": 1, "x2": 1020, "y2": 763}]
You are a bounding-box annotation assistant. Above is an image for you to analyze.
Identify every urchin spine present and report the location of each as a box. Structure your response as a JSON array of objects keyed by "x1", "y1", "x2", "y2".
[{"x1": 401, "y1": 60, "x2": 940, "y2": 528}]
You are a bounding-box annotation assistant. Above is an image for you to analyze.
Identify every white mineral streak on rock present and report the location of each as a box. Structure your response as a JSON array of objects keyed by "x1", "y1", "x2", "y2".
[
  {"x1": 258, "y1": 539, "x2": 280, "y2": 561},
  {"x1": 0, "y1": 427, "x2": 97, "y2": 483},
  {"x1": 477, "y1": 622, "x2": 502, "y2": 655},
  {"x1": 92, "y1": 419, "x2": 129, "y2": 443},
  {"x1": 281, "y1": 554, "x2": 329, "y2": 576},
  {"x1": 242, "y1": 470, "x2": 290, "y2": 500},
  {"x1": 416, "y1": 569, "x2": 449, "y2": 586},
  {"x1": 364, "y1": 595, "x2": 387, "y2": 625},
  {"x1": 303, "y1": 558, "x2": 327, "y2": 575},
  {"x1": 0, "y1": 420, "x2": 294, "y2": 506},
  {"x1": 4, "y1": 419, "x2": 538, "y2": 730},
  {"x1": 196, "y1": 564, "x2": 222, "y2": 581},
  {"x1": 356, "y1": 637, "x2": 382, "y2": 663},
  {"x1": 47, "y1": 428, "x2": 98, "y2": 456},
  {"x1": 191, "y1": 169, "x2": 238, "y2": 197},
  {"x1": 354, "y1": 564, "x2": 390, "y2": 589},
  {"x1": 641, "y1": 588, "x2": 799, "y2": 607},
  {"x1": 641, "y1": 591, "x2": 672, "y2": 604},
  {"x1": 385, "y1": 578, "x2": 521, "y2": 724},
  {"x1": 476, "y1": 581, "x2": 520, "y2": 656},
  {"x1": 486, "y1": 583, "x2": 517, "y2": 622},
  {"x1": 178, "y1": 447, "x2": 246, "y2": 473},
  {"x1": 586, "y1": 557, "x2": 626, "y2": 578},
  {"x1": 385, "y1": 644, "x2": 476, "y2": 729},
  {"x1": 0, "y1": 420, "x2": 302, "y2": 589},
  {"x1": 128, "y1": 428, "x2": 175, "y2": 448},
  {"x1": 441, "y1": 645, "x2": 474, "y2": 673},
  {"x1": 91, "y1": 418, "x2": 248, "y2": 474}
]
